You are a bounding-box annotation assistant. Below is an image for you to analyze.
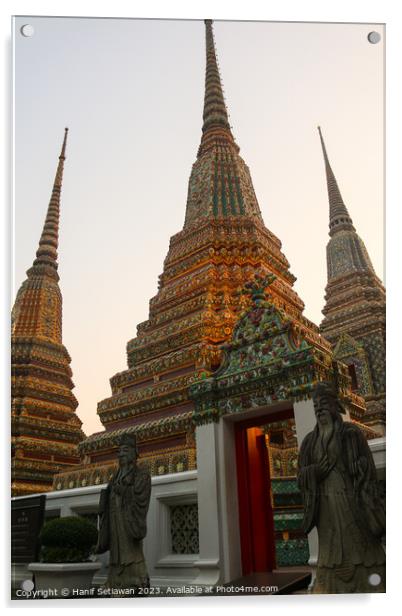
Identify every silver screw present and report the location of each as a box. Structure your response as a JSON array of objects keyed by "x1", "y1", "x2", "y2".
[
  {"x1": 367, "y1": 31, "x2": 381, "y2": 44},
  {"x1": 368, "y1": 573, "x2": 381, "y2": 586},
  {"x1": 20, "y1": 24, "x2": 34, "y2": 37},
  {"x1": 21, "y1": 579, "x2": 34, "y2": 591}
]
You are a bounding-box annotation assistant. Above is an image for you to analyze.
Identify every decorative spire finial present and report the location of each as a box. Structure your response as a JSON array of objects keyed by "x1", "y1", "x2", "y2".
[
  {"x1": 198, "y1": 20, "x2": 238, "y2": 156},
  {"x1": 318, "y1": 126, "x2": 355, "y2": 236},
  {"x1": 27, "y1": 128, "x2": 69, "y2": 280}
]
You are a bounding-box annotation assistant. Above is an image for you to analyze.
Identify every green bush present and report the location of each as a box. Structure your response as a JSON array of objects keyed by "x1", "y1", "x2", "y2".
[{"x1": 40, "y1": 516, "x2": 98, "y2": 563}]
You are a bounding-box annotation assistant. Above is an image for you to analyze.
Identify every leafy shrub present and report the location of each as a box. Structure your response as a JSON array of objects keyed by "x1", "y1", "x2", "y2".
[{"x1": 40, "y1": 516, "x2": 98, "y2": 562}]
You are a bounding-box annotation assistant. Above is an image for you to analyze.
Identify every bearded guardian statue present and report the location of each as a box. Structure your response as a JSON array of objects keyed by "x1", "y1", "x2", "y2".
[
  {"x1": 96, "y1": 433, "x2": 151, "y2": 590},
  {"x1": 298, "y1": 381, "x2": 385, "y2": 593}
]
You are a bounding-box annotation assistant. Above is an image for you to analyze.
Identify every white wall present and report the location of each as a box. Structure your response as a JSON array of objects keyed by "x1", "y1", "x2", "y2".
[{"x1": 12, "y1": 471, "x2": 202, "y2": 588}]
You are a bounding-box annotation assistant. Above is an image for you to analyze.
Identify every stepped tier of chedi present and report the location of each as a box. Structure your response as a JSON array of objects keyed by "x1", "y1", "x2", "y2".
[
  {"x1": 318, "y1": 127, "x2": 386, "y2": 434},
  {"x1": 54, "y1": 22, "x2": 370, "y2": 491},
  {"x1": 11, "y1": 129, "x2": 84, "y2": 496}
]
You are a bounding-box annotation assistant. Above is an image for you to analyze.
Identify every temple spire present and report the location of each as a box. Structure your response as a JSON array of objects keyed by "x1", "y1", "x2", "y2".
[
  {"x1": 198, "y1": 20, "x2": 238, "y2": 157},
  {"x1": 202, "y1": 20, "x2": 231, "y2": 133},
  {"x1": 318, "y1": 126, "x2": 355, "y2": 236},
  {"x1": 12, "y1": 126, "x2": 83, "y2": 495},
  {"x1": 185, "y1": 21, "x2": 263, "y2": 225},
  {"x1": 319, "y1": 126, "x2": 385, "y2": 433},
  {"x1": 27, "y1": 128, "x2": 69, "y2": 280}
]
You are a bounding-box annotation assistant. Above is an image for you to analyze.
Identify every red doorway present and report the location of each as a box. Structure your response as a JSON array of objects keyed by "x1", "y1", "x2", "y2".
[{"x1": 234, "y1": 409, "x2": 293, "y2": 575}]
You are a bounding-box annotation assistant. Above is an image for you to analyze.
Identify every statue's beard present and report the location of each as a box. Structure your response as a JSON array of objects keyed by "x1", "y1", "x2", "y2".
[{"x1": 318, "y1": 416, "x2": 334, "y2": 451}]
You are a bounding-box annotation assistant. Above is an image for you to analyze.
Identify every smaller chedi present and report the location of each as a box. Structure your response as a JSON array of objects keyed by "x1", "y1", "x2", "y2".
[
  {"x1": 11, "y1": 128, "x2": 84, "y2": 496},
  {"x1": 96, "y1": 434, "x2": 151, "y2": 590},
  {"x1": 298, "y1": 381, "x2": 385, "y2": 593}
]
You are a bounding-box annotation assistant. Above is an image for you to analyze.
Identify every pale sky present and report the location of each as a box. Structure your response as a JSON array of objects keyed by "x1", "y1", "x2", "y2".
[{"x1": 13, "y1": 16, "x2": 384, "y2": 436}]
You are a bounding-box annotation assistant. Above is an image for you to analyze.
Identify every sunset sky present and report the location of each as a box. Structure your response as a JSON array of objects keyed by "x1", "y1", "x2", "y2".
[{"x1": 13, "y1": 16, "x2": 384, "y2": 436}]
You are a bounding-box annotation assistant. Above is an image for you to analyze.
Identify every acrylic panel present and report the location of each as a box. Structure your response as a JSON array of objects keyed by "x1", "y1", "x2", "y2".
[{"x1": 12, "y1": 16, "x2": 385, "y2": 599}]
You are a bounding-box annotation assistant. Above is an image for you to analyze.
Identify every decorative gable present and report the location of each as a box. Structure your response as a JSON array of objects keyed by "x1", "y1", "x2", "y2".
[{"x1": 190, "y1": 273, "x2": 342, "y2": 425}]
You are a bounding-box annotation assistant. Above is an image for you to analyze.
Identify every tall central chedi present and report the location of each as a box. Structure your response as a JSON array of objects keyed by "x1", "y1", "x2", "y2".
[{"x1": 56, "y1": 21, "x2": 329, "y2": 490}]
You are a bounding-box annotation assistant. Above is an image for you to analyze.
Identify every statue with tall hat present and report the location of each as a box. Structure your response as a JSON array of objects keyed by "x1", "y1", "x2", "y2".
[
  {"x1": 298, "y1": 381, "x2": 385, "y2": 593},
  {"x1": 97, "y1": 433, "x2": 151, "y2": 589}
]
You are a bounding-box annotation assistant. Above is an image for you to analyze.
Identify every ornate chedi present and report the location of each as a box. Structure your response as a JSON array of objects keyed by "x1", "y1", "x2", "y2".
[
  {"x1": 12, "y1": 129, "x2": 84, "y2": 496},
  {"x1": 318, "y1": 127, "x2": 386, "y2": 434},
  {"x1": 55, "y1": 20, "x2": 334, "y2": 490}
]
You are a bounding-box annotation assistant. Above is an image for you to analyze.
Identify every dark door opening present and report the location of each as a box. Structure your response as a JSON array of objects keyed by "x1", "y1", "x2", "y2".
[{"x1": 234, "y1": 409, "x2": 293, "y2": 576}]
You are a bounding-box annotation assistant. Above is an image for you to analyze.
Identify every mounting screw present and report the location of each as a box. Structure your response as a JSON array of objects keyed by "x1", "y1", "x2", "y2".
[
  {"x1": 367, "y1": 31, "x2": 381, "y2": 44},
  {"x1": 20, "y1": 24, "x2": 34, "y2": 37}
]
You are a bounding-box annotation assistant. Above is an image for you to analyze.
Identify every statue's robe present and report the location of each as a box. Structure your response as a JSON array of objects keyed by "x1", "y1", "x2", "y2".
[
  {"x1": 98, "y1": 466, "x2": 151, "y2": 589},
  {"x1": 298, "y1": 420, "x2": 385, "y2": 593}
]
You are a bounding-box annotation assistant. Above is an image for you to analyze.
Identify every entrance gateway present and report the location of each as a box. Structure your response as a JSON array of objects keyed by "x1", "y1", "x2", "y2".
[{"x1": 190, "y1": 272, "x2": 364, "y2": 585}]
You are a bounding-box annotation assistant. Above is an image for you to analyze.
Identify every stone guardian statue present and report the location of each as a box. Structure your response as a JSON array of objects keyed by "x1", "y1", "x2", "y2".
[
  {"x1": 96, "y1": 433, "x2": 151, "y2": 590},
  {"x1": 298, "y1": 381, "x2": 385, "y2": 593}
]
